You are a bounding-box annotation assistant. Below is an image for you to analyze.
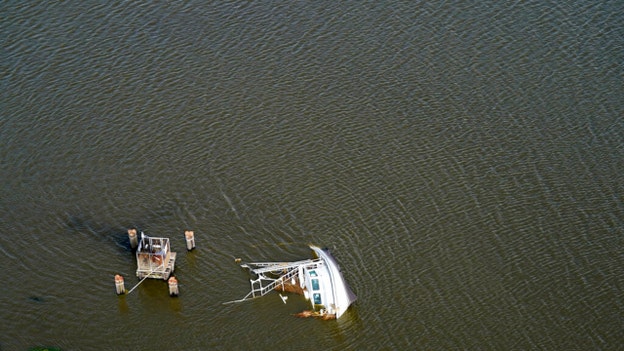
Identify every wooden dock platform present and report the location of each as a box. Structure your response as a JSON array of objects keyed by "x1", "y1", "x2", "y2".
[{"x1": 135, "y1": 234, "x2": 177, "y2": 280}]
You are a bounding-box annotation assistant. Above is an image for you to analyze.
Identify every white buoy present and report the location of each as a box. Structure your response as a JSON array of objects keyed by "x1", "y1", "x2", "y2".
[
  {"x1": 168, "y1": 276, "x2": 179, "y2": 297},
  {"x1": 128, "y1": 229, "x2": 138, "y2": 250},
  {"x1": 185, "y1": 231, "x2": 195, "y2": 251},
  {"x1": 115, "y1": 274, "x2": 125, "y2": 295}
]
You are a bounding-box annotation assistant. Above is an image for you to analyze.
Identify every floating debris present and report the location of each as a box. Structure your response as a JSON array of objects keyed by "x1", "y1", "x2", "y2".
[
  {"x1": 226, "y1": 245, "x2": 357, "y2": 319},
  {"x1": 294, "y1": 309, "x2": 336, "y2": 320}
]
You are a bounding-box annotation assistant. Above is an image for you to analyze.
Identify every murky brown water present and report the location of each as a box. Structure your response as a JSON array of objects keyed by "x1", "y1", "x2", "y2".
[{"x1": 2, "y1": 1, "x2": 623, "y2": 349}]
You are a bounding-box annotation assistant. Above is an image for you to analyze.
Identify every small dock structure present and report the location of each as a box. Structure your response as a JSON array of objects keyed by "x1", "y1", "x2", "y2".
[{"x1": 136, "y1": 232, "x2": 177, "y2": 280}]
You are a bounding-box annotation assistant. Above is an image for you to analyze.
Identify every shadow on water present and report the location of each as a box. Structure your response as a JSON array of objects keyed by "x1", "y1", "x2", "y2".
[
  {"x1": 28, "y1": 295, "x2": 47, "y2": 303},
  {"x1": 64, "y1": 197, "x2": 194, "y2": 252},
  {"x1": 64, "y1": 214, "x2": 144, "y2": 254}
]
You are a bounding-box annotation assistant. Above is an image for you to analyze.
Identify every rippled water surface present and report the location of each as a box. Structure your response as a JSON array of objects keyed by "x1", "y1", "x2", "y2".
[{"x1": 1, "y1": 1, "x2": 623, "y2": 349}]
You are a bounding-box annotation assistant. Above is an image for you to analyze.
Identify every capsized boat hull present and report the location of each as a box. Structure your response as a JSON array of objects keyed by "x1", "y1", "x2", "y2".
[
  {"x1": 227, "y1": 245, "x2": 357, "y2": 319},
  {"x1": 308, "y1": 245, "x2": 357, "y2": 319}
]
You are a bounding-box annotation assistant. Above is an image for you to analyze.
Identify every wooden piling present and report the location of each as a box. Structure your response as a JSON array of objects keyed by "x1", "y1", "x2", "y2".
[
  {"x1": 184, "y1": 230, "x2": 195, "y2": 251},
  {"x1": 128, "y1": 229, "x2": 138, "y2": 250},
  {"x1": 168, "y1": 276, "x2": 179, "y2": 296},
  {"x1": 115, "y1": 274, "x2": 125, "y2": 295}
]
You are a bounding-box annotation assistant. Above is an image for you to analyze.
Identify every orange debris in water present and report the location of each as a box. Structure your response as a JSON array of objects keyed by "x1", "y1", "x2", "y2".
[
  {"x1": 274, "y1": 277, "x2": 304, "y2": 295},
  {"x1": 294, "y1": 310, "x2": 336, "y2": 320}
]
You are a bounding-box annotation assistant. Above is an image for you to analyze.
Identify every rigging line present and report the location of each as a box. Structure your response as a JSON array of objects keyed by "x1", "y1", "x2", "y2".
[{"x1": 126, "y1": 267, "x2": 157, "y2": 295}]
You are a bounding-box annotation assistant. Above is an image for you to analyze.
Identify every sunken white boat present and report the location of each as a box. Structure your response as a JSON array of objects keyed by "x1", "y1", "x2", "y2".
[{"x1": 227, "y1": 245, "x2": 356, "y2": 319}]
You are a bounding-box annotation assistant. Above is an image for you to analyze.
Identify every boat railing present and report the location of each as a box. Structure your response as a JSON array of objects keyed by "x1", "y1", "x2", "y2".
[
  {"x1": 224, "y1": 259, "x2": 321, "y2": 304},
  {"x1": 243, "y1": 259, "x2": 319, "y2": 274}
]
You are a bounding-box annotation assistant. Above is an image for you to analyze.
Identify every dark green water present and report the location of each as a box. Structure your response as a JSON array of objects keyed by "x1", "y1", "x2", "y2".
[{"x1": 1, "y1": 1, "x2": 623, "y2": 349}]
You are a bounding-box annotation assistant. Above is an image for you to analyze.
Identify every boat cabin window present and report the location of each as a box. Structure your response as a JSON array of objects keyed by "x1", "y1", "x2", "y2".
[
  {"x1": 311, "y1": 278, "x2": 320, "y2": 291},
  {"x1": 313, "y1": 293, "x2": 322, "y2": 305},
  {"x1": 309, "y1": 270, "x2": 317, "y2": 277}
]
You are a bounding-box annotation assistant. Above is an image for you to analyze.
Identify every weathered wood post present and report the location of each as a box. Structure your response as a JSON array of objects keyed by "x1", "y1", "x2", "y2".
[
  {"x1": 115, "y1": 274, "x2": 125, "y2": 295},
  {"x1": 128, "y1": 228, "x2": 138, "y2": 250},
  {"x1": 168, "y1": 276, "x2": 179, "y2": 296},
  {"x1": 185, "y1": 230, "x2": 195, "y2": 251}
]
